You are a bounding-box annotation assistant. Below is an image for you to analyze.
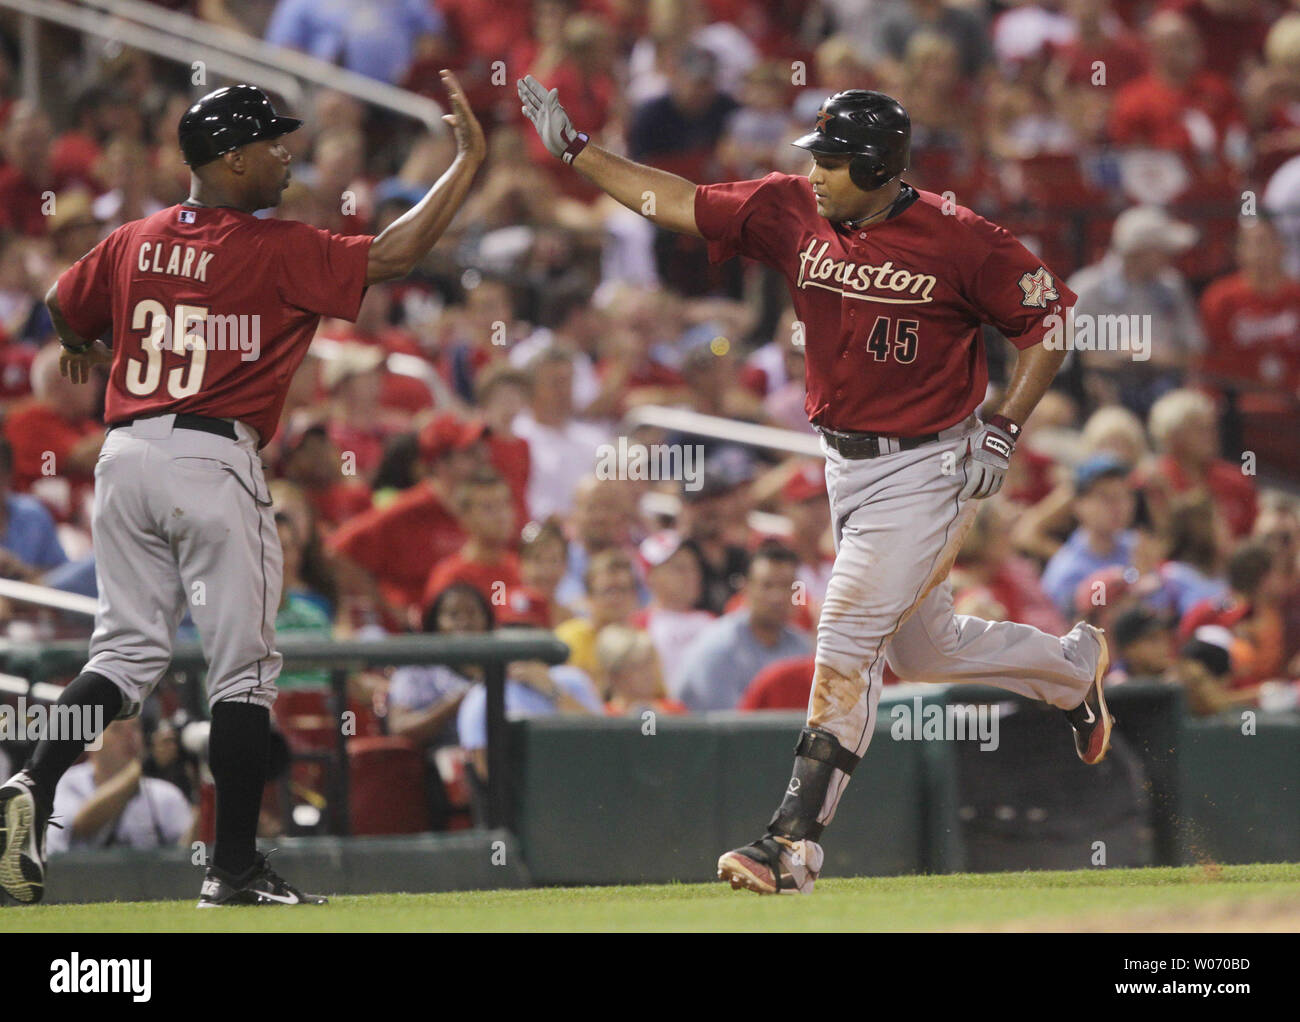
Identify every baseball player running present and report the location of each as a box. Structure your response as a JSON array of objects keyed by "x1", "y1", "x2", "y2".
[
  {"x1": 0, "y1": 73, "x2": 484, "y2": 906},
  {"x1": 518, "y1": 78, "x2": 1112, "y2": 894}
]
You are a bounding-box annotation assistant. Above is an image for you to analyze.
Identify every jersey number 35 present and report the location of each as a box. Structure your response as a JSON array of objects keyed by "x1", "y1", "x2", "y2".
[{"x1": 125, "y1": 299, "x2": 209, "y2": 399}]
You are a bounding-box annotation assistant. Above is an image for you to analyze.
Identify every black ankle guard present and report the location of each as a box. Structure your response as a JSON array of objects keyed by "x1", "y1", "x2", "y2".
[{"x1": 767, "y1": 727, "x2": 861, "y2": 841}]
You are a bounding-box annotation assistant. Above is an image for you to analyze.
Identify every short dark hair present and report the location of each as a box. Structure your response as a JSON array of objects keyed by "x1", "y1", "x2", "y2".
[
  {"x1": 371, "y1": 432, "x2": 421, "y2": 492},
  {"x1": 422, "y1": 581, "x2": 495, "y2": 635},
  {"x1": 1163, "y1": 495, "x2": 1218, "y2": 573},
  {"x1": 452, "y1": 469, "x2": 509, "y2": 508},
  {"x1": 749, "y1": 539, "x2": 799, "y2": 574},
  {"x1": 1227, "y1": 541, "x2": 1273, "y2": 596}
]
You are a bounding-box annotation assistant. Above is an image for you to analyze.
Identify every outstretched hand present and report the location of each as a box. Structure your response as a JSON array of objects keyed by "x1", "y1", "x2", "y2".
[
  {"x1": 517, "y1": 74, "x2": 582, "y2": 162},
  {"x1": 439, "y1": 69, "x2": 485, "y2": 163}
]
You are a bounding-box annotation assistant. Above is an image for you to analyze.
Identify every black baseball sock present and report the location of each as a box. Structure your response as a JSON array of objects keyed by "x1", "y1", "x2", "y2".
[
  {"x1": 24, "y1": 671, "x2": 123, "y2": 805},
  {"x1": 208, "y1": 700, "x2": 270, "y2": 878}
]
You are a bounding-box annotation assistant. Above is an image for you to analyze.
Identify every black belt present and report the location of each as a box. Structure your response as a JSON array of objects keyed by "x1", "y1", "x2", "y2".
[
  {"x1": 108, "y1": 413, "x2": 238, "y2": 441},
  {"x1": 817, "y1": 426, "x2": 941, "y2": 460}
]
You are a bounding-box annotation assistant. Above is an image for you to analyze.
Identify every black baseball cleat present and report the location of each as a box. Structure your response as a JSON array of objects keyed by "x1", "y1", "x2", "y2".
[
  {"x1": 0, "y1": 771, "x2": 59, "y2": 905},
  {"x1": 1064, "y1": 623, "x2": 1113, "y2": 765},
  {"x1": 197, "y1": 851, "x2": 328, "y2": 908}
]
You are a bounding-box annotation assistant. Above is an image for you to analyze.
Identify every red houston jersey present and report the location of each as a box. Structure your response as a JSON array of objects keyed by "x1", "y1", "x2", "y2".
[
  {"x1": 56, "y1": 204, "x2": 372, "y2": 446},
  {"x1": 694, "y1": 175, "x2": 1076, "y2": 435}
]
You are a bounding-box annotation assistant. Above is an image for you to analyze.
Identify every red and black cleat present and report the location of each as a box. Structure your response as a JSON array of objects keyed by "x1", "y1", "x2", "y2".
[{"x1": 1065, "y1": 624, "x2": 1113, "y2": 765}]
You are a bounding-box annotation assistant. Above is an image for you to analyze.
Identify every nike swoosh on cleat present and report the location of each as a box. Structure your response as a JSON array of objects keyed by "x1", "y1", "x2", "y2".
[
  {"x1": 255, "y1": 890, "x2": 302, "y2": 905},
  {"x1": 1081, "y1": 703, "x2": 1096, "y2": 724}
]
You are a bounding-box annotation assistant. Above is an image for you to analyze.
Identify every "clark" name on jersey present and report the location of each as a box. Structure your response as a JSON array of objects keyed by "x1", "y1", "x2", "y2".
[
  {"x1": 795, "y1": 239, "x2": 937, "y2": 305},
  {"x1": 136, "y1": 241, "x2": 216, "y2": 283}
]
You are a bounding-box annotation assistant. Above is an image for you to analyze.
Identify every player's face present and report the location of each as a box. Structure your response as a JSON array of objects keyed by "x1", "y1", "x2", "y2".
[
  {"x1": 242, "y1": 138, "x2": 293, "y2": 208},
  {"x1": 807, "y1": 153, "x2": 868, "y2": 222}
]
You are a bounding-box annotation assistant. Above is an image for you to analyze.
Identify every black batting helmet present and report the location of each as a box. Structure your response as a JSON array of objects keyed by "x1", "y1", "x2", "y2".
[
  {"x1": 178, "y1": 85, "x2": 302, "y2": 168},
  {"x1": 793, "y1": 90, "x2": 910, "y2": 191}
]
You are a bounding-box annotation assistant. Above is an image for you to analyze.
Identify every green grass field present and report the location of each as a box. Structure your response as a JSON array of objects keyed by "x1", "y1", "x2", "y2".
[{"x1": 2, "y1": 863, "x2": 1298, "y2": 932}]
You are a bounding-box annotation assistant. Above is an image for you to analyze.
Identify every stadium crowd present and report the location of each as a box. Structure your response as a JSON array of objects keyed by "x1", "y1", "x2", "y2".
[{"x1": 1, "y1": 0, "x2": 1299, "y2": 842}]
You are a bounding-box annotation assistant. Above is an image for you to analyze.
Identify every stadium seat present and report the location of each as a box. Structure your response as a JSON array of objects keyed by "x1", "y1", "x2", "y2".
[{"x1": 347, "y1": 736, "x2": 431, "y2": 835}]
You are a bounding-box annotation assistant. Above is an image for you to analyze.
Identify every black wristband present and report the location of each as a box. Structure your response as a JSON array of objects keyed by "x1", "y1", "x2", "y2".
[{"x1": 60, "y1": 338, "x2": 92, "y2": 355}]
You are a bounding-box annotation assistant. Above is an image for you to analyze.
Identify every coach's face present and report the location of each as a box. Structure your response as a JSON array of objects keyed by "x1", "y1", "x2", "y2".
[
  {"x1": 808, "y1": 153, "x2": 869, "y2": 223},
  {"x1": 232, "y1": 138, "x2": 293, "y2": 209}
]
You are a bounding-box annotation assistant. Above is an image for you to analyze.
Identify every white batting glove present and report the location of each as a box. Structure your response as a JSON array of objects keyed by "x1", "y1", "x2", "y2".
[
  {"x1": 517, "y1": 74, "x2": 588, "y2": 163},
  {"x1": 958, "y1": 418, "x2": 1018, "y2": 502}
]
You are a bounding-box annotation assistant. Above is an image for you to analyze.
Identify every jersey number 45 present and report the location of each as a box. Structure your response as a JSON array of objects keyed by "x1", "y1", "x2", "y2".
[{"x1": 864, "y1": 316, "x2": 919, "y2": 364}]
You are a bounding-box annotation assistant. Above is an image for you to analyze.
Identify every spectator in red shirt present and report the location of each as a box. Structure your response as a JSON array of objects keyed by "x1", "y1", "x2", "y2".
[
  {"x1": 1243, "y1": 14, "x2": 1300, "y2": 182},
  {"x1": 276, "y1": 421, "x2": 374, "y2": 532},
  {"x1": 421, "y1": 470, "x2": 521, "y2": 614},
  {"x1": 586, "y1": 290, "x2": 689, "y2": 419},
  {"x1": 320, "y1": 343, "x2": 410, "y2": 483},
  {"x1": 773, "y1": 462, "x2": 834, "y2": 635},
  {"x1": 1051, "y1": 0, "x2": 1147, "y2": 91},
  {"x1": 0, "y1": 104, "x2": 64, "y2": 237},
  {"x1": 1108, "y1": 11, "x2": 1245, "y2": 198},
  {"x1": 517, "y1": 517, "x2": 573, "y2": 627},
  {"x1": 2, "y1": 342, "x2": 103, "y2": 524},
  {"x1": 1198, "y1": 216, "x2": 1300, "y2": 395},
  {"x1": 513, "y1": 10, "x2": 620, "y2": 202},
  {"x1": 1158, "y1": 0, "x2": 1273, "y2": 82},
  {"x1": 1143, "y1": 388, "x2": 1258, "y2": 538},
  {"x1": 475, "y1": 362, "x2": 533, "y2": 529},
  {"x1": 327, "y1": 414, "x2": 486, "y2": 628}
]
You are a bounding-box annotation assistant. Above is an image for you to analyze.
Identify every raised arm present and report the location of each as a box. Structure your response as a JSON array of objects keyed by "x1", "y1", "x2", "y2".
[
  {"x1": 517, "y1": 75, "x2": 703, "y2": 238},
  {"x1": 366, "y1": 71, "x2": 486, "y2": 284}
]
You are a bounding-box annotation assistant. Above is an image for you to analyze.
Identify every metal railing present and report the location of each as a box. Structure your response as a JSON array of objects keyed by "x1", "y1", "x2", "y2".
[
  {"x1": 621, "y1": 405, "x2": 823, "y2": 458},
  {"x1": 0, "y1": 631, "x2": 569, "y2": 833},
  {"x1": 6, "y1": 0, "x2": 445, "y2": 126}
]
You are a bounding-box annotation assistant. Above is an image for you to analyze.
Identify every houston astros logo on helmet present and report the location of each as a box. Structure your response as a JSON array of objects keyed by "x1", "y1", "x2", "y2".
[{"x1": 815, "y1": 108, "x2": 832, "y2": 133}]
